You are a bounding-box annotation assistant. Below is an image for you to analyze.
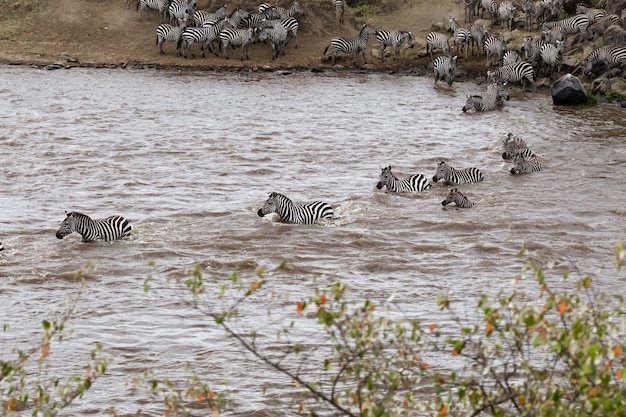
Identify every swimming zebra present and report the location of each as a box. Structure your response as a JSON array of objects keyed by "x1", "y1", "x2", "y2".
[
  {"x1": 508, "y1": 152, "x2": 542, "y2": 174},
  {"x1": 259, "y1": 25, "x2": 288, "y2": 59},
  {"x1": 433, "y1": 55, "x2": 458, "y2": 86},
  {"x1": 56, "y1": 211, "x2": 132, "y2": 242},
  {"x1": 376, "y1": 30, "x2": 415, "y2": 62},
  {"x1": 432, "y1": 161, "x2": 484, "y2": 184},
  {"x1": 169, "y1": 0, "x2": 196, "y2": 26},
  {"x1": 262, "y1": 17, "x2": 300, "y2": 49},
  {"x1": 484, "y1": 36, "x2": 508, "y2": 67},
  {"x1": 539, "y1": 39, "x2": 563, "y2": 74},
  {"x1": 220, "y1": 27, "x2": 257, "y2": 60},
  {"x1": 448, "y1": 18, "x2": 471, "y2": 60},
  {"x1": 334, "y1": 0, "x2": 346, "y2": 24},
  {"x1": 193, "y1": 4, "x2": 228, "y2": 27},
  {"x1": 498, "y1": 0, "x2": 516, "y2": 31},
  {"x1": 462, "y1": 82, "x2": 510, "y2": 112},
  {"x1": 470, "y1": 22, "x2": 488, "y2": 58},
  {"x1": 259, "y1": 1, "x2": 304, "y2": 20},
  {"x1": 257, "y1": 192, "x2": 333, "y2": 225},
  {"x1": 542, "y1": 15, "x2": 591, "y2": 39},
  {"x1": 323, "y1": 24, "x2": 377, "y2": 66},
  {"x1": 376, "y1": 166, "x2": 432, "y2": 193},
  {"x1": 487, "y1": 62, "x2": 535, "y2": 90},
  {"x1": 442, "y1": 188, "x2": 474, "y2": 208},
  {"x1": 426, "y1": 31, "x2": 451, "y2": 61},
  {"x1": 500, "y1": 132, "x2": 530, "y2": 160},
  {"x1": 583, "y1": 45, "x2": 626, "y2": 75},
  {"x1": 136, "y1": 0, "x2": 170, "y2": 22},
  {"x1": 156, "y1": 23, "x2": 185, "y2": 56}
]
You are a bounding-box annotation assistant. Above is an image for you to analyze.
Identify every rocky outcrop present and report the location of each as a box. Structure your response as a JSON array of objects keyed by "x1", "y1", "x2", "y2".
[{"x1": 551, "y1": 73, "x2": 588, "y2": 105}]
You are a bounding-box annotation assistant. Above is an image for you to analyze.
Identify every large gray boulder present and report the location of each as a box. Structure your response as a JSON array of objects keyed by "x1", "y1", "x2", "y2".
[{"x1": 551, "y1": 73, "x2": 588, "y2": 106}]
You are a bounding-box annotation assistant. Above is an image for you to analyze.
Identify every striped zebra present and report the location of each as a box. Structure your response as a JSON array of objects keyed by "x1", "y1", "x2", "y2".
[
  {"x1": 500, "y1": 132, "x2": 530, "y2": 160},
  {"x1": 178, "y1": 21, "x2": 228, "y2": 58},
  {"x1": 463, "y1": 0, "x2": 476, "y2": 23},
  {"x1": 587, "y1": 16, "x2": 622, "y2": 41},
  {"x1": 576, "y1": 5, "x2": 606, "y2": 22},
  {"x1": 334, "y1": 0, "x2": 346, "y2": 24},
  {"x1": 426, "y1": 31, "x2": 452, "y2": 60},
  {"x1": 375, "y1": 166, "x2": 432, "y2": 193},
  {"x1": 433, "y1": 55, "x2": 458, "y2": 86},
  {"x1": 193, "y1": 4, "x2": 228, "y2": 27},
  {"x1": 522, "y1": 0, "x2": 545, "y2": 30},
  {"x1": 257, "y1": 192, "x2": 333, "y2": 225},
  {"x1": 136, "y1": 0, "x2": 170, "y2": 22},
  {"x1": 259, "y1": 1, "x2": 305, "y2": 20},
  {"x1": 480, "y1": 0, "x2": 498, "y2": 25},
  {"x1": 259, "y1": 25, "x2": 288, "y2": 59},
  {"x1": 498, "y1": 0, "x2": 517, "y2": 31},
  {"x1": 522, "y1": 36, "x2": 545, "y2": 68},
  {"x1": 470, "y1": 22, "x2": 488, "y2": 58},
  {"x1": 484, "y1": 36, "x2": 508, "y2": 67},
  {"x1": 487, "y1": 62, "x2": 535, "y2": 90},
  {"x1": 220, "y1": 27, "x2": 257, "y2": 60},
  {"x1": 462, "y1": 82, "x2": 510, "y2": 112},
  {"x1": 583, "y1": 45, "x2": 626, "y2": 75},
  {"x1": 508, "y1": 152, "x2": 542, "y2": 174},
  {"x1": 323, "y1": 24, "x2": 377, "y2": 66},
  {"x1": 375, "y1": 30, "x2": 415, "y2": 62},
  {"x1": 0, "y1": 242, "x2": 3, "y2": 252},
  {"x1": 262, "y1": 17, "x2": 300, "y2": 49},
  {"x1": 542, "y1": 15, "x2": 591, "y2": 39},
  {"x1": 539, "y1": 39, "x2": 563, "y2": 74},
  {"x1": 156, "y1": 23, "x2": 185, "y2": 56},
  {"x1": 502, "y1": 50, "x2": 522, "y2": 66},
  {"x1": 448, "y1": 18, "x2": 471, "y2": 60},
  {"x1": 56, "y1": 211, "x2": 132, "y2": 242},
  {"x1": 169, "y1": 0, "x2": 196, "y2": 26},
  {"x1": 541, "y1": 26, "x2": 564, "y2": 45},
  {"x1": 432, "y1": 161, "x2": 484, "y2": 184},
  {"x1": 442, "y1": 188, "x2": 474, "y2": 208}
]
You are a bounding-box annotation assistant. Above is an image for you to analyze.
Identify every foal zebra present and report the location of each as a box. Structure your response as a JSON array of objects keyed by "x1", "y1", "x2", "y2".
[
  {"x1": 462, "y1": 82, "x2": 510, "y2": 112},
  {"x1": 323, "y1": 24, "x2": 377, "y2": 66},
  {"x1": 257, "y1": 192, "x2": 333, "y2": 225},
  {"x1": 376, "y1": 30, "x2": 415, "y2": 62},
  {"x1": 442, "y1": 188, "x2": 474, "y2": 208},
  {"x1": 376, "y1": 166, "x2": 432, "y2": 193},
  {"x1": 432, "y1": 161, "x2": 484, "y2": 184},
  {"x1": 56, "y1": 211, "x2": 132, "y2": 242}
]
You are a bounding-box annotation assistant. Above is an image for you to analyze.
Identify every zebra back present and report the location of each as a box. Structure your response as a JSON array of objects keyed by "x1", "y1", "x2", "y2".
[
  {"x1": 509, "y1": 152, "x2": 542, "y2": 174},
  {"x1": 324, "y1": 24, "x2": 377, "y2": 66},
  {"x1": 376, "y1": 166, "x2": 432, "y2": 192},
  {"x1": 432, "y1": 161, "x2": 484, "y2": 184},
  {"x1": 56, "y1": 211, "x2": 132, "y2": 242},
  {"x1": 257, "y1": 192, "x2": 333, "y2": 224},
  {"x1": 442, "y1": 188, "x2": 474, "y2": 208}
]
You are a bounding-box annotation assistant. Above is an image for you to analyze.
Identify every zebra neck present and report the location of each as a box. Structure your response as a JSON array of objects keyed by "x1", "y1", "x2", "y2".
[
  {"x1": 277, "y1": 198, "x2": 297, "y2": 222},
  {"x1": 76, "y1": 216, "x2": 100, "y2": 240}
]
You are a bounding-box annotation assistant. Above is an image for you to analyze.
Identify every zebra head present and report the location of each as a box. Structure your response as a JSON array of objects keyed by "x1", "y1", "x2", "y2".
[
  {"x1": 257, "y1": 192, "x2": 281, "y2": 218},
  {"x1": 432, "y1": 161, "x2": 450, "y2": 182},
  {"x1": 56, "y1": 211, "x2": 80, "y2": 239},
  {"x1": 376, "y1": 165, "x2": 395, "y2": 189},
  {"x1": 462, "y1": 94, "x2": 481, "y2": 112},
  {"x1": 442, "y1": 188, "x2": 460, "y2": 206}
]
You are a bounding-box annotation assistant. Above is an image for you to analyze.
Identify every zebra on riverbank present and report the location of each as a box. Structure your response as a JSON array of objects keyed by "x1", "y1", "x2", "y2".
[
  {"x1": 376, "y1": 30, "x2": 415, "y2": 62},
  {"x1": 442, "y1": 188, "x2": 474, "y2": 208},
  {"x1": 56, "y1": 211, "x2": 132, "y2": 242},
  {"x1": 432, "y1": 161, "x2": 484, "y2": 184},
  {"x1": 220, "y1": 27, "x2": 257, "y2": 60},
  {"x1": 156, "y1": 23, "x2": 186, "y2": 55},
  {"x1": 376, "y1": 166, "x2": 432, "y2": 193},
  {"x1": 487, "y1": 62, "x2": 535, "y2": 90},
  {"x1": 583, "y1": 45, "x2": 626, "y2": 75},
  {"x1": 323, "y1": 24, "x2": 377, "y2": 66},
  {"x1": 257, "y1": 192, "x2": 333, "y2": 225},
  {"x1": 433, "y1": 55, "x2": 458, "y2": 86}
]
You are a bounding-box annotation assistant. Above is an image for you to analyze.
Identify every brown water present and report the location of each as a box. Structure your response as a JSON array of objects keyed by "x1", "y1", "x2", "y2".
[{"x1": 1, "y1": 66, "x2": 625, "y2": 415}]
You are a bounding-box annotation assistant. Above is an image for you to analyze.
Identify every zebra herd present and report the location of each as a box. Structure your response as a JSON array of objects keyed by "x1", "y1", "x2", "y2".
[{"x1": 0, "y1": 133, "x2": 544, "y2": 246}]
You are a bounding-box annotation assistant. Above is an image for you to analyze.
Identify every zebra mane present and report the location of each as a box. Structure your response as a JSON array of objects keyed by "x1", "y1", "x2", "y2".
[{"x1": 64, "y1": 211, "x2": 91, "y2": 220}]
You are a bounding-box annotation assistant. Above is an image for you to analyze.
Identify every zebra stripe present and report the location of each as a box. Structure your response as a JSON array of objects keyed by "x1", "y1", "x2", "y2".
[
  {"x1": 259, "y1": 1, "x2": 304, "y2": 20},
  {"x1": 136, "y1": 0, "x2": 170, "y2": 23},
  {"x1": 259, "y1": 25, "x2": 288, "y2": 59},
  {"x1": 523, "y1": 0, "x2": 545, "y2": 30},
  {"x1": 376, "y1": 166, "x2": 432, "y2": 193},
  {"x1": 501, "y1": 132, "x2": 530, "y2": 160},
  {"x1": 448, "y1": 18, "x2": 471, "y2": 61},
  {"x1": 502, "y1": 50, "x2": 522, "y2": 66},
  {"x1": 334, "y1": 0, "x2": 346, "y2": 24},
  {"x1": 56, "y1": 211, "x2": 132, "y2": 242},
  {"x1": 323, "y1": 24, "x2": 377, "y2": 66},
  {"x1": 262, "y1": 17, "x2": 300, "y2": 49},
  {"x1": 484, "y1": 36, "x2": 508, "y2": 67},
  {"x1": 539, "y1": 39, "x2": 564, "y2": 74},
  {"x1": 542, "y1": 14, "x2": 591, "y2": 37},
  {"x1": 178, "y1": 23, "x2": 226, "y2": 58},
  {"x1": 584, "y1": 46, "x2": 626, "y2": 75},
  {"x1": 257, "y1": 192, "x2": 333, "y2": 225},
  {"x1": 432, "y1": 161, "x2": 484, "y2": 184},
  {"x1": 487, "y1": 62, "x2": 535, "y2": 90},
  {"x1": 522, "y1": 36, "x2": 545, "y2": 67},
  {"x1": 442, "y1": 188, "x2": 474, "y2": 208},
  {"x1": 0, "y1": 242, "x2": 4, "y2": 252},
  {"x1": 498, "y1": 0, "x2": 517, "y2": 31},
  {"x1": 470, "y1": 22, "x2": 487, "y2": 58},
  {"x1": 462, "y1": 82, "x2": 510, "y2": 112},
  {"x1": 426, "y1": 31, "x2": 451, "y2": 60},
  {"x1": 376, "y1": 30, "x2": 415, "y2": 62},
  {"x1": 433, "y1": 55, "x2": 458, "y2": 86},
  {"x1": 508, "y1": 152, "x2": 542, "y2": 174},
  {"x1": 192, "y1": 4, "x2": 228, "y2": 27},
  {"x1": 156, "y1": 24, "x2": 185, "y2": 56},
  {"x1": 480, "y1": 0, "x2": 498, "y2": 24},
  {"x1": 576, "y1": 5, "x2": 606, "y2": 22},
  {"x1": 168, "y1": 0, "x2": 196, "y2": 26},
  {"x1": 220, "y1": 27, "x2": 257, "y2": 60}
]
